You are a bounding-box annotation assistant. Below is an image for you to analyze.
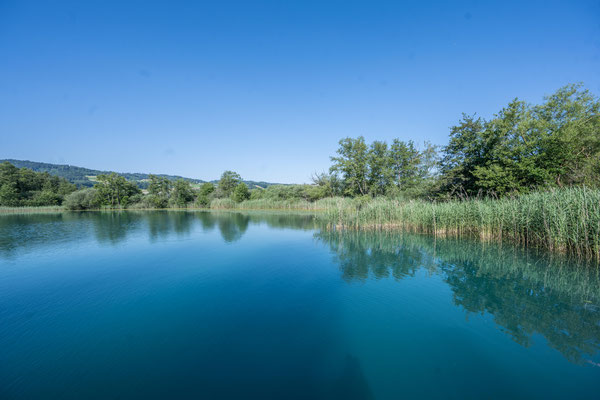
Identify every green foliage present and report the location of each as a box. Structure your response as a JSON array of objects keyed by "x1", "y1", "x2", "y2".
[
  {"x1": 199, "y1": 182, "x2": 216, "y2": 196},
  {"x1": 147, "y1": 174, "x2": 172, "y2": 207},
  {"x1": 309, "y1": 172, "x2": 334, "y2": 199},
  {"x1": 249, "y1": 188, "x2": 265, "y2": 200},
  {"x1": 330, "y1": 136, "x2": 369, "y2": 196},
  {"x1": 218, "y1": 171, "x2": 242, "y2": 197},
  {"x1": 0, "y1": 161, "x2": 76, "y2": 206},
  {"x1": 319, "y1": 187, "x2": 600, "y2": 259},
  {"x1": 231, "y1": 182, "x2": 250, "y2": 202},
  {"x1": 196, "y1": 182, "x2": 216, "y2": 207},
  {"x1": 171, "y1": 179, "x2": 195, "y2": 207},
  {"x1": 330, "y1": 137, "x2": 437, "y2": 199},
  {"x1": 390, "y1": 139, "x2": 420, "y2": 189},
  {"x1": 0, "y1": 159, "x2": 204, "y2": 188},
  {"x1": 94, "y1": 173, "x2": 140, "y2": 207},
  {"x1": 0, "y1": 181, "x2": 19, "y2": 207},
  {"x1": 63, "y1": 188, "x2": 101, "y2": 210},
  {"x1": 244, "y1": 182, "x2": 332, "y2": 203},
  {"x1": 440, "y1": 84, "x2": 600, "y2": 197},
  {"x1": 210, "y1": 198, "x2": 236, "y2": 209},
  {"x1": 367, "y1": 140, "x2": 392, "y2": 196}
]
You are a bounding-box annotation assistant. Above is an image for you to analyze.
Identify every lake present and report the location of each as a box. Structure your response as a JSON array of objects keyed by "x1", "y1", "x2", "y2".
[{"x1": 1, "y1": 211, "x2": 599, "y2": 399}]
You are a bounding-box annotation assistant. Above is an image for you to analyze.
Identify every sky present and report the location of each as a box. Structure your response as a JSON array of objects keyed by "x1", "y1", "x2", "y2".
[{"x1": 1, "y1": 0, "x2": 599, "y2": 183}]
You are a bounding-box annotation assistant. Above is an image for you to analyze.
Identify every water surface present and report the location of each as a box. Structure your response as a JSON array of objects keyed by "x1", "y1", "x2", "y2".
[{"x1": 1, "y1": 211, "x2": 599, "y2": 399}]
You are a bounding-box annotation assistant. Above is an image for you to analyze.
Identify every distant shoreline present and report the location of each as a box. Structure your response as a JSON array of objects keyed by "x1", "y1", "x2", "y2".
[{"x1": 3, "y1": 188, "x2": 600, "y2": 262}]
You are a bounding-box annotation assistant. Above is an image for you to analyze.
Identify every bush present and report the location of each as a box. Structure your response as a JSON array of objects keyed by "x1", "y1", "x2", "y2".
[
  {"x1": 249, "y1": 188, "x2": 265, "y2": 200},
  {"x1": 143, "y1": 194, "x2": 169, "y2": 208},
  {"x1": 232, "y1": 183, "x2": 250, "y2": 203},
  {"x1": 195, "y1": 194, "x2": 211, "y2": 208},
  {"x1": 63, "y1": 188, "x2": 101, "y2": 210},
  {"x1": 29, "y1": 190, "x2": 63, "y2": 206}
]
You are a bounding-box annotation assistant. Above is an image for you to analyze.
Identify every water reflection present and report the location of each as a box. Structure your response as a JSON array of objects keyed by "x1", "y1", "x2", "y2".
[
  {"x1": 0, "y1": 211, "x2": 318, "y2": 258},
  {"x1": 1, "y1": 211, "x2": 599, "y2": 366},
  {"x1": 316, "y1": 230, "x2": 600, "y2": 364}
]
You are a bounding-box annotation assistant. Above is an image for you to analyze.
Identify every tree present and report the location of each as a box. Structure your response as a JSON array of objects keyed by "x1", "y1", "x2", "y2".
[
  {"x1": 367, "y1": 140, "x2": 392, "y2": 196},
  {"x1": 231, "y1": 182, "x2": 250, "y2": 202},
  {"x1": 389, "y1": 139, "x2": 420, "y2": 190},
  {"x1": 439, "y1": 114, "x2": 487, "y2": 196},
  {"x1": 308, "y1": 172, "x2": 334, "y2": 200},
  {"x1": 330, "y1": 137, "x2": 369, "y2": 196},
  {"x1": 0, "y1": 181, "x2": 19, "y2": 206},
  {"x1": 0, "y1": 161, "x2": 76, "y2": 206},
  {"x1": 0, "y1": 162, "x2": 19, "y2": 206},
  {"x1": 171, "y1": 179, "x2": 195, "y2": 207},
  {"x1": 196, "y1": 182, "x2": 215, "y2": 207},
  {"x1": 438, "y1": 84, "x2": 600, "y2": 197},
  {"x1": 218, "y1": 171, "x2": 242, "y2": 197},
  {"x1": 146, "y1": 175, "x2": 172, "y2": 208},
  {"x1": 94, "y1": 173, "x2": 140, "y2": 207},
  {"x1": 534, "y1": 83, "x2": 600, "y2": 187}
]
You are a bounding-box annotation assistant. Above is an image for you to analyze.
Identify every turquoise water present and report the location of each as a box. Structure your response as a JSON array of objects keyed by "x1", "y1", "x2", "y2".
[{"x1": 1, "y1": 211, "x2": 599, "y2": 399}]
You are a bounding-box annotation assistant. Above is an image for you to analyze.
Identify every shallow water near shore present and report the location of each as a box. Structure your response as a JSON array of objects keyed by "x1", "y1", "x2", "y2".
[{"x1": 1, "y1": 211, "x2": 599, "y2": 399}]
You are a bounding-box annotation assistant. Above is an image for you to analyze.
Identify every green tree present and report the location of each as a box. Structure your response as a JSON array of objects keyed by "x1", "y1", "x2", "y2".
[
  {"x1": 533, "y1": 83, "x2": 600, "y2": 187},
  {"x1": 218, "y1": 171, "x2": 242, "y2": 197},
  {"x1": 367, "y1": 140, "x2": 392, "y2": 196},
  {"x1": 0, "y1": 181, "x2": 19, "y2": 206},
  {"x1": 439, "y1": 114, "x2": 487, "y2": 196},
  {"x1": 308, "y1": 172, "x2": 334, "y2": 200},
  {"x1": 94, "y1": 173, "x2": 140, "y2": 207},
  {"x1": 389, "y1": 139, "x2": 417, "y2": 190},
  {"x1": 171, "y1": 179, "x2": 195, "y2": 207},
  {"x1": 0, "y1": 161, "x2": 76, "y2": 206},
  {"x1": 439, "y1": 84, "x2": 600, "y2": 197},
  {"x1": 231, "y1": 182, "x2": 250, "y2": 202},
  {"x1": 196, "y1": 182, "x2": 215, "y2": 207},
  {"x1": 330, "y1": 137, "x2": 369, "y2": 196},
  {"x1": 146, "y1": 175, "x2": 172, "y2": 208}
]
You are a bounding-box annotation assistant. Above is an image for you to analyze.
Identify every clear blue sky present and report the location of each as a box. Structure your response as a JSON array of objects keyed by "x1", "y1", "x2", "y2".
[{"x1": 1, "y1": 0, "x2": 599, "y2": 183}]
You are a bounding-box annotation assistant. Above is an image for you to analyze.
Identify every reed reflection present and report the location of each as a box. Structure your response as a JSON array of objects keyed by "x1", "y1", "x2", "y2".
[{"x1": 316, "y1": 230, "x2": 600, "y2": 364}]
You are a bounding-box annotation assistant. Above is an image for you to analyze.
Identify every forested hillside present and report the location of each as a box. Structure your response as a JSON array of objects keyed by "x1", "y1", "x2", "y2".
[
  {"x1": 0, "y1": 159, "x2": 276, "y2": 189},
  {"x1": 0, "y1": 159, "x2": 204, "y2": 188}
]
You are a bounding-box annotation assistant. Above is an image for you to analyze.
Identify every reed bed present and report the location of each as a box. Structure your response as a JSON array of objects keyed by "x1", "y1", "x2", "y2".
[
  {"x1": 210, "y1": 197, "x2": 343, "y2": 211},
  {"x1": 319, "y1": 187, "x2": 600, "y2": 259},
  {"x1": 0, "y1": 206, "x2": 64, "y2": 214}
]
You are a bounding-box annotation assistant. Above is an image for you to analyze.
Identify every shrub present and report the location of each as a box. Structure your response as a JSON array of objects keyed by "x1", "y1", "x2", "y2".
[
  {"x1": 63, "y1": 188, "x2": 101, "y2": 210},
  {"x1": 232, "y1": 183, "x2": 250, "y2": 203}
]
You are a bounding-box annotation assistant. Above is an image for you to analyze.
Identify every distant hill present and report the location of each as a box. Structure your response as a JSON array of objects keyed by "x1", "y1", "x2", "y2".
[{"x1": 1, "y1": 159, "x2": 278, "y2": 189}]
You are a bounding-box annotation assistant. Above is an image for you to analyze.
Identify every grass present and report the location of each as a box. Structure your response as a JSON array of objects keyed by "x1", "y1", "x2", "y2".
[
  {"x1": 0, "y1": 206, "x2": 64, "y2": 214},
  {"x1": 210, "y1": 197, "x2": 340, "y2": 211},
  {"x1": 317, "y1": 187, "x2": 600, "y2": 259}
]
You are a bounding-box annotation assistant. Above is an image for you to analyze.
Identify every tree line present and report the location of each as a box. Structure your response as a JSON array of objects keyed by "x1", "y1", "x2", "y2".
[
  {"x1": 1, "y1": 83, "x2": 597, "y2": 209},
  {"x1": 324, "y1": 83, "x2": 600, "y2": 199},
  {"x1": 61, "y1": 171, "x2": 254, "y2": 210},
  {"x1": 0, "y1": 162, "x2": 76, "y2": 206}
]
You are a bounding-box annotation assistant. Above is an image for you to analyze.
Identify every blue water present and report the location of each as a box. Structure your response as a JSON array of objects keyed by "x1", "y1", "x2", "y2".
[{"x1": 1, "y1": 211, "x2": 599, "y2": 399}]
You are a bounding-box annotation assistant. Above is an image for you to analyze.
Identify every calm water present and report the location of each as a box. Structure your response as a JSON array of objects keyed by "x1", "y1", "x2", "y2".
[{"x1": 1, "y1": 211, "x2": 599, "y2": 399}]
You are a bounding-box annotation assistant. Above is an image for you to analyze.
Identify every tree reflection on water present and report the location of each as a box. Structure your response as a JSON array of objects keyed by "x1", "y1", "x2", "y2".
[{"x1": 316, "y1": 230, "x2": 600, "y2": 364}]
